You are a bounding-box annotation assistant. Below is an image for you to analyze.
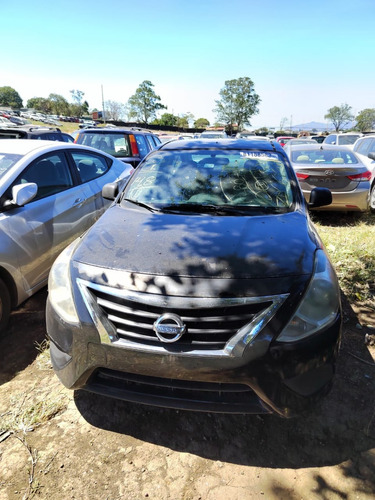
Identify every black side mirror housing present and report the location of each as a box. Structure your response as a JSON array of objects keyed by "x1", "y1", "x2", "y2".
[
  {"x1": 368, "y1": 152, "x2": 375, "y2": 161},
  {"x1": 308, "y1": 187, "x2": 332, "y2": 208}
]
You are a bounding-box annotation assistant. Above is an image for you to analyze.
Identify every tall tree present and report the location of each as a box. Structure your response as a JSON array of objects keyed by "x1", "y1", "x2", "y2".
[
  {"x1": 324, "y1": 104, "x2": 354, "y2": 132},
  {"x1": 0, "y1": 86, "x2": 23, "y2": 108},
  {"x1": 213, "y1": 77, "x2": 260, "y2": 134},
  {"x1": 127, "y1": 81, "x2": 166, "y2": 124},
  {"x1": 194, "y1": 118, "x2": 210, "y2": 129},
  {"x1": 48, "y1": 93, "x2": 70, "y2": 115},
  {"x1": 356, "y1": 108, "x2": 375, "y2": 133}
]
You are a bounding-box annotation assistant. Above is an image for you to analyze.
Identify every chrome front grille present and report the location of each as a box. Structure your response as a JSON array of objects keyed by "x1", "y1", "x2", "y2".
[
  {"x1": 77, "y1": 279, "x2": 287, "y2": 354},
  {"x1": 92, "y1": 288, "x2": 270, "y2": 348}
]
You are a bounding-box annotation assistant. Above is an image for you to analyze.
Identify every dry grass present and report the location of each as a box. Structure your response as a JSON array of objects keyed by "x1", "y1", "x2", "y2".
[{"x1": 312, "y1": 212, "x2": 375, "y2": 316}]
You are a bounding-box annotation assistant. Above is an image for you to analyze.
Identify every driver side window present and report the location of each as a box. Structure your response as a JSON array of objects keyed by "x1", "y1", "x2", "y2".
[{"x1": 17, "y1": 153, "x2": 74, "y2": 201}]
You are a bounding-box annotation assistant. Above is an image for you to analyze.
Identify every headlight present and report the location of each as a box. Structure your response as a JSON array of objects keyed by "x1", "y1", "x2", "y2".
[
  {"x1": 278, "y1": 250, "x2": 340, "y2": 342},
  {"x1": 48, "y1": 239, "x2": 80, "y2": 324}
]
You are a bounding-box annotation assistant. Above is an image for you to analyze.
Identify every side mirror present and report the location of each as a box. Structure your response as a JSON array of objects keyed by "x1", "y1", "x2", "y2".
[
  {"x1": 368, "y1": 152, "x2": 375, "y2": 161},
  {"x1": 3, "y1": 183, "x2": 38, "y2": 209},
  {"x1": 102, "y1": 182, "x2": 119, "y2": 200},
  {"x1": 308, "y1": 187, "x2": 332, "y2": 208}
]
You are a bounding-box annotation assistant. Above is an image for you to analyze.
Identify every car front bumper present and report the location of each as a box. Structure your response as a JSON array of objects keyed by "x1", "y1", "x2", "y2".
[{"x1": 46, "y1": 296, "x2": 342, "y2": 418}]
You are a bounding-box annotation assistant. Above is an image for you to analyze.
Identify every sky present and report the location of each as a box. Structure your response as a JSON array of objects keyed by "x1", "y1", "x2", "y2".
[{"x1": 1, "y1": 0, "x2": 375, "y2": 129}]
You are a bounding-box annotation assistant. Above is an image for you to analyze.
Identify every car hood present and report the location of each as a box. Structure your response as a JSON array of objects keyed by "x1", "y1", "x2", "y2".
[{"x1": 73, "y1": 204, "x2": 318, "y2": 281}]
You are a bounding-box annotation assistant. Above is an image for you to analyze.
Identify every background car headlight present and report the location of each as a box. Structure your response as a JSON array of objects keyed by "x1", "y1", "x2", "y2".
[
  {"x1": 48, "y1": 239, "x2": 80, "y2": 324},
  {"x1": 278, "y1": 249, "x2": 340, "y2": 342}
]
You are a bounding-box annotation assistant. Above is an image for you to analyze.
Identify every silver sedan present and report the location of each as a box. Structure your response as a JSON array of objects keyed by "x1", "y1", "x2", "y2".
[
  {"x1": 0, "y1": 140, "x2": 133, "y2": 333},
  {"x1": 286, "y1": 144, "x2": 371, "y2": 212}
]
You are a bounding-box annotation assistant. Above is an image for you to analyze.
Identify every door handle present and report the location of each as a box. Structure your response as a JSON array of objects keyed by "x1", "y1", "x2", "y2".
[{"x1": 73, "y1": 198, "x2": 86, "y2": 205}]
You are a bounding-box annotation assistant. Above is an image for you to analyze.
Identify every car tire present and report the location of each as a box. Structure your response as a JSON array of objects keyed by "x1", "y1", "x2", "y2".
[
  {"x1": 0, "y1": 278, "x2": 11, "y2": 335},
  {"x1": 370, "y1": 184, "x2": 375, "y2": 214}
]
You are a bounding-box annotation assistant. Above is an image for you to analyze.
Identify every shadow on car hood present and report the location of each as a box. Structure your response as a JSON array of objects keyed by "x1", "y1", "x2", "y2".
[{"x1": 73, "y1": 205, "x2": 317, "y2": 280}]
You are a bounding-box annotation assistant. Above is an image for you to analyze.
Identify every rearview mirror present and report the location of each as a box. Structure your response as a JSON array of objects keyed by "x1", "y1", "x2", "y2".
[{"x1": 368, "y1": 152, "x2": 375, "y2": 161}]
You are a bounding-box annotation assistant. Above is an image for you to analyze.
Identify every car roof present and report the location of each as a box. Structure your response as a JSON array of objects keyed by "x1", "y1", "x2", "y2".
[
  {"x1": 0, "y1": 138, "x2": 97, "y2": 155},
  {"x1": 158, "y1": 138, "x2": 283, "y2": 152},
  {"x1": 78, "y1": 127, "x2": 155, "y2": 134}
]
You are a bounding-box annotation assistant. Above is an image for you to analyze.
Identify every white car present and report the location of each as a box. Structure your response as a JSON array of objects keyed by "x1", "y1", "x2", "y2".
[
  {"x1": 0, "y1": 140, "x2": 133, "y2": 333},
  {"x1": 323, "y1": 132, "x2": 363, "y2": 149}
]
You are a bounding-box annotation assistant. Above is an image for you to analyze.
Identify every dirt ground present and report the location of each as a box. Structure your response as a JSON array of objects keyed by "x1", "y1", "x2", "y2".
[{"x1": 0, "y1": 287, "x2": 374, "y2": 500}]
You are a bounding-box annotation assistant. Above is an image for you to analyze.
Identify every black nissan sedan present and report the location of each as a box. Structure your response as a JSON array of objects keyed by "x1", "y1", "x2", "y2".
[{"x1": 46, "y1": 139, "x2": 342, "y2": 417}]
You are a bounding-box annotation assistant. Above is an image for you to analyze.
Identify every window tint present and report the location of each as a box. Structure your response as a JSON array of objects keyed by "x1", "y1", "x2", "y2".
[
  {"x1": 17, "y1": 152, "x2": 74, "y2": 200},
  {"x1": 134, "y1": 134, "x2": 149, "y2": 157},
  {"x1": 71, "y1": 151, "x2": 110, "y2": 183},
  {"x1": 367, "y1": 139, "x2": 375, "y2": 154}
]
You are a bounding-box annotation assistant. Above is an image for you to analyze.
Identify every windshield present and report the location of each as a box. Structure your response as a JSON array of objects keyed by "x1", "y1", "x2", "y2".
[
  {"x1": 122, "y1": 149, "x2": 295, "y2": 213},
  {"x1": 0, "y1": 153, "x2": 22, "y2": 179},
  {"x1": 291, "y1": 149, "x2": 359, "y2": 164}
]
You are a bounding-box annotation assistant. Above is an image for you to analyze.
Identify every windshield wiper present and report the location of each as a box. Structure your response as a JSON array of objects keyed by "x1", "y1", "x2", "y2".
[
  {"x1": 123, "y1": 198, "x2": 159, "y2": 212},
  {"x1": 160, "y1": 203, "x2": 281, "y2": 215}
]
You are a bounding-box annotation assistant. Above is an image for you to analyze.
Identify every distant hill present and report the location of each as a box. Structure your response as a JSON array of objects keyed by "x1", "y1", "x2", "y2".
[{"x1": 290, "y1": 121, "x2": 356, "y2": 132}]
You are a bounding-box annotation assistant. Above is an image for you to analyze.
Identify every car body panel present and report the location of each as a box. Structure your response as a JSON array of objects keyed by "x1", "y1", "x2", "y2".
[{"x1": 0, "y1": 140, "x2": 133, "y2": 309}]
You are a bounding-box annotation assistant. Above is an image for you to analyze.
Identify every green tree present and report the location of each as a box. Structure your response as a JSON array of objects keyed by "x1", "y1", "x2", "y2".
[
  {"x1": 356, "y1": 108, "x2": 375, "y2": 133},
  {"x1": 194, "y1": 118, "x2": 210, "y2": 129},
  {"x1": 157, "y1": 113, "x2": 178, "y2": 127},
  {"x1": 0, "y1": 86, "x2": 23, "y2": 108},
  {"x1": 127, "y1": 81, "x2": 166, "y2": 124},
  {"x1": 324, "y1": 104, "x2": 354, "y2": 132},
  {"x1": 70, "y1": 89, "x2": 89, "y2": 117},
  {"x1": 213, "y1": 77, "x2": 260, "y2": 134},
  {"x1": 48, "y1": 93, "x2": 70, "y2": 116},
  {"x1": 26, "y1": 97, "x2": 51, "y2": 113}
]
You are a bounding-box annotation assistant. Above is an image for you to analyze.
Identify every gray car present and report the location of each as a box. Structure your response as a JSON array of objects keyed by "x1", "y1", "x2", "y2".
[
  {"x1": 286, "y1": 144, "x2": 371, "y2": 212},
  {"x1": 0, "y1": 139, "x2": 133, "y2": 333}
]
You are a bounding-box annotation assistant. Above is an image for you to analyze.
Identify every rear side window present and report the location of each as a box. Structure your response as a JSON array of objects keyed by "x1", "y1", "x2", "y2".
[
  {"x1": 71, "y1": 151, "x2": 110, "y2": 183},
  {"x1": 134, "y1": 134, "x2": 149, "y2": 157},
  {"x1": 324, "y1": 135, "x2": 336, "y2": 145},
  {"x1": 355, "y1": 138, "x2": 373, "y2": 156}
]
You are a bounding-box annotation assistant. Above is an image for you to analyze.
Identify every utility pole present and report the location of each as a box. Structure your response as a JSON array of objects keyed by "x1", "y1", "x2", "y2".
[{"x1": 101, "y1": 84, "x2": 106, "y2": 124}]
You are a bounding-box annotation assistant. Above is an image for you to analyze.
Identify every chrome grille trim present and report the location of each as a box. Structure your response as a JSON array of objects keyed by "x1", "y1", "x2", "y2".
[{"x1": 77, "y1": 278, "x2": 288, "y2": 357}]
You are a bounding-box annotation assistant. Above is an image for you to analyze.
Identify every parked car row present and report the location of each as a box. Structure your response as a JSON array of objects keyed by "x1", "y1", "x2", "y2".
[
  {"x1": 1, "y1": 127, "x2": 372, "y2": 418},
  {"x1": 0, "y1": 125, "x2": 74, "y2": 142}
]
